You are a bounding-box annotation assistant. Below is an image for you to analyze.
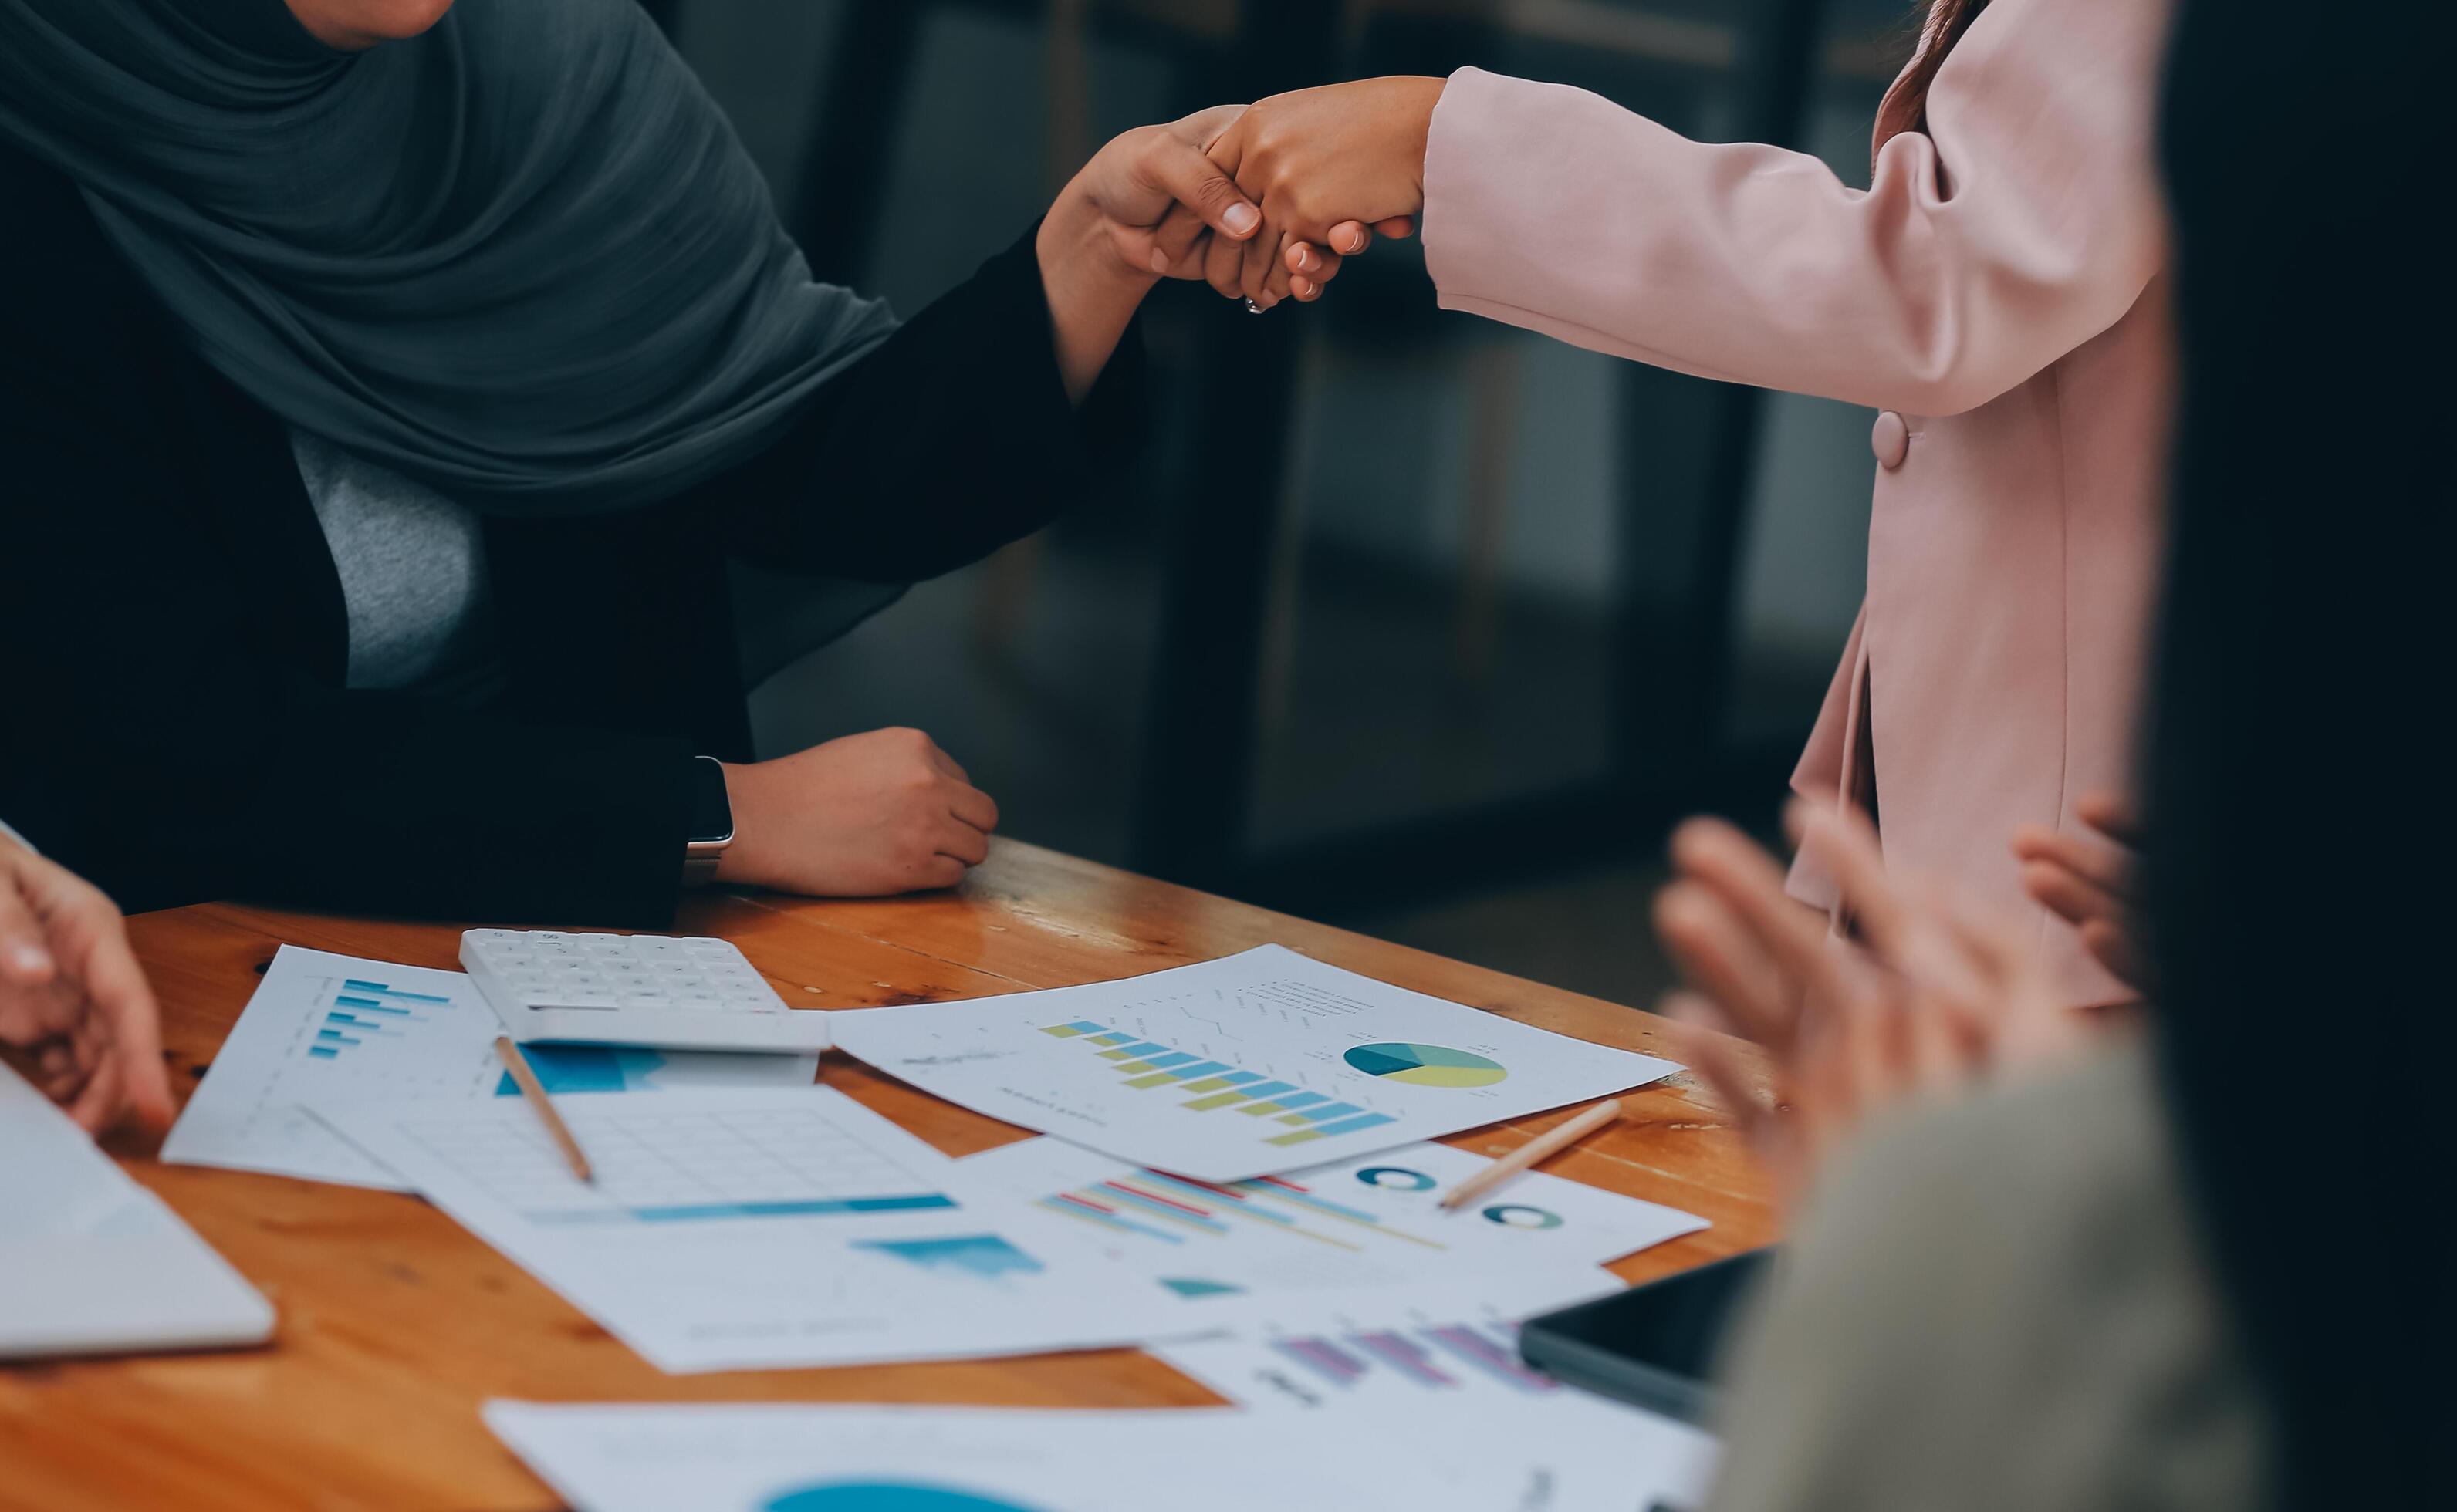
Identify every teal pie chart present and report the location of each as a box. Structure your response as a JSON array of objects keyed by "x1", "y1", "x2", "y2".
[
  {"x1": 1355, "y1": 1166, "x2": 1436, "y2": 1191},
  {"x1": 765, "y1": 1483, "x2": 1050, "y2": 1512},
  {"x1": 1343, "y1": 1042, "x2": 1508, "y2": 1088},
  {"x1": 1482, "y1": 1203, "x2": 1565, "y2": 1230}
]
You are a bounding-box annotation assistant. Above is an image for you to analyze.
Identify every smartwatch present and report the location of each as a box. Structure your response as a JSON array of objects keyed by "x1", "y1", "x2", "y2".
[{"x1": 681, "y1": 755, "x2": 735, "y2": 886}]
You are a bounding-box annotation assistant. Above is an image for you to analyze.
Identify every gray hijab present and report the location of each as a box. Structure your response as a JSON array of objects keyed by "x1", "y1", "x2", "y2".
[{"x1": 0, "y1": 0, "x2": 896, "y2": 515}]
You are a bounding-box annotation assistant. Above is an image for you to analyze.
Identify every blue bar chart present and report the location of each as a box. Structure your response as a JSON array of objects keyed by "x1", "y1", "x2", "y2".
[
  {"x1": 308, "y1": 977, "x2": 450, "y2": 1059},
  {"x1": 1038, "y1": 1018, "x2": 1405, "y2": 1151},
  {"x1": 853, "y1": 1234, "x2": 1047, "y2": 1282}
]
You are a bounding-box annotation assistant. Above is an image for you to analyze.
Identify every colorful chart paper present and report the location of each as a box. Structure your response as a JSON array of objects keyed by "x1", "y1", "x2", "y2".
[
  {"x1": 164, "y1": 947, "x2": 814, "y2": 1191},
  {"x1": 1342, "y1": 1042, "x2": 1509, "y2": 1088},
  {"x1": 833, "y1": 946, "x2": 1678, "y2": 1180},
  {"x1": 960, "y1": 1136, "x2": 1706, "y2": 1324},
  {"x1": 317, "y1": 1088, "x2": 1198, "y2": 1372}
]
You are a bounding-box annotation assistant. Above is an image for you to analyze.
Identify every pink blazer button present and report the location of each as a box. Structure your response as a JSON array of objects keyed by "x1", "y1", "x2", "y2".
[{"x1": 1871, "y1": 410, "x2": 1910, "y2": 469}]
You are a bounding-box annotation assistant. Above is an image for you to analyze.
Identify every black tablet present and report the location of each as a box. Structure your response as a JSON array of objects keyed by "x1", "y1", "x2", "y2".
[{"x1": 1517, "y1": 1248, "x2": 1773, "y2": 1423}]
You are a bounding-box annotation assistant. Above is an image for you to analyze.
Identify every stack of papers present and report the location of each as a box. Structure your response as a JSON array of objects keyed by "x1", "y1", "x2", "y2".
[
  {"x1": 161, "y1": 940, "x2": 1717, "y2": 1508},
  {"x1": 164, "y1": 947, "x2": 816, "y2": 1190},
  {"x1": 322, "y1": 1086, "x2": 1203, "y2": 1371}
]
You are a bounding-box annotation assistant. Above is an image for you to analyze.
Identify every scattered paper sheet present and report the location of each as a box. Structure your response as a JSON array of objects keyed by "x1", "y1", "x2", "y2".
[
  {"x1": 2, "y1": 1062, "x2": 273, "y2": 1357},
  {"x1": 314, "y1": 1085, "x2": 1207, "y2": 1372},
  {"x1": 833, "y1": 946, "x2": 1679, "y2": 1180},
  {"x1": 961, "y1": 1135, "x2": 1706, "y2": 1324},
  {"x1": 163, "y1": 947, "x2": 818, "y2": 1190},
  {"x1": 1153, "y1": 1282, "x2": 1723, "y2": 1512},
  {"x1": 485, "y1": 1402, "x2": 1498, "y2": 1512}
]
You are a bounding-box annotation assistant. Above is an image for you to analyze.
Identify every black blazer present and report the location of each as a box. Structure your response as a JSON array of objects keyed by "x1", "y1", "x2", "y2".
[{"x1": 0, "y1": 141, "x2": 1143, "y2": 927}]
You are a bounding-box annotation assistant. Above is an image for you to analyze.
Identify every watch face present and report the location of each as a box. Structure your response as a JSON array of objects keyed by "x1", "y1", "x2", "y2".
[{"x1": 688, "y1": 758, "x2": 735, "y2": 845}]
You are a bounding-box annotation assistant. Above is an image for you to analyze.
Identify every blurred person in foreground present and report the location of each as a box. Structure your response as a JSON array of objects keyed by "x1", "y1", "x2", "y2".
[
  {"x1": 1650, "y1": 2, "x2": 2444, "y2": 1504},
  {"x1": 1, "y1": 822, "x2": 172, "y2": 1139}
]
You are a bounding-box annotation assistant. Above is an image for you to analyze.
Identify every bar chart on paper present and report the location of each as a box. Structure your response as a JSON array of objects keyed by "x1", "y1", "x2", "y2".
[
  {"x1": 1149, "y1": 1268, "x2": 1621, "y2": 1415},
  {"x1": 960, "y1": 1136, "x2": 1708, "y2": 1317},
  {"x1": 309, "y1": 975, "x2": 453, "y2": 1058},
  {"x1": 1036, "y1": 1018, "x2": 1405, "y2": 1150},
  {"x1": 162, "y1": 947, "x2": 817, "y2": 1191},
  {"x1": 1154, "y1": 1282, "x2": 1727, "y2": 1512},
  {"x1": 833, "y1": 946, "x2": 1680, "y2": 1181},
  {"x1": 1274, "y1": 1319, "x2": 1554, "y2": 1396},
  {"x1": 326, "y1": 1088, "x2": 1202, "y2": 1372}
]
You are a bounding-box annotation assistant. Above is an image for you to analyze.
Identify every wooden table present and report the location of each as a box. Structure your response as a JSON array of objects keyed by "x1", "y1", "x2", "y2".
[{"x1": 0, "y1": 841, "x2": 1773, "y2": 1511}]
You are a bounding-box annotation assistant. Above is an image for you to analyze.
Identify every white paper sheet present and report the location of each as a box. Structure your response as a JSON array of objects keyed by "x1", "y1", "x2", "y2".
[
  {"x1": 484, "y1": 1402, "x2": 1475, "y2": 1512},
  {"x1": 314, "y1": 1085, "x2": 1207, "y2": 1372},
  {"x1": 832, "y1": 946, "x2": 1679, "y2": 1181},
  {"x1": 961, "y1": 1135, "x2": 1705, "y2": 1325},
  {"x1": 163, "y1": 947, "x2": 818, "y2": 1190},
  {"x1": 0, "y1": 1062, "x2": 273, "y2": 1357},
  {"x1": 1154, "y1": 1284, "x2": 1723, "y2": 1512}
]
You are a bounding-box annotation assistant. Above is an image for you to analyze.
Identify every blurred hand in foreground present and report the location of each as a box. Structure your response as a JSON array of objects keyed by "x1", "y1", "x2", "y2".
[
  {"x1": 2011, "y1": 791, "x2": 2151, "y2": 997},
  {"x1": 1652, "y1": 801, "x2": 2094, "y2": 1210},
  {"x1": 0, "y1": 835, "x2": 174, "y2": 1137}
]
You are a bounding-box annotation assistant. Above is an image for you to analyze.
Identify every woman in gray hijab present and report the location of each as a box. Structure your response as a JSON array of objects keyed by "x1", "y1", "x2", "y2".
[{"x1": 0, "y1": 0, "x2": 1370, "y2": 925}]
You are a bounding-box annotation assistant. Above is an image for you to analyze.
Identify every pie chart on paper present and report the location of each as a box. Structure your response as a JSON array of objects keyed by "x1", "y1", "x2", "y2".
[{"x1": 1342, "y1": 1042, "x2": 1509, "y2": 1088}]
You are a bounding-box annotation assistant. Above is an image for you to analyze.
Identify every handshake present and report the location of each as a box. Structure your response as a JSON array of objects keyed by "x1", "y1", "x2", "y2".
[{"x1": 1060, "y1": 77, "x2": 1452, "y2": 313}]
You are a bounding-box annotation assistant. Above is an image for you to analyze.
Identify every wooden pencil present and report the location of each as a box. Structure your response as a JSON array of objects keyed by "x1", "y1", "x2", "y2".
[
  {"x1": 1438, "y1": 1098, "x2": 1622, "y2": 1210},
  {"x1": 493, "y1": 1035, "x2": 594, "y2": 1184}
]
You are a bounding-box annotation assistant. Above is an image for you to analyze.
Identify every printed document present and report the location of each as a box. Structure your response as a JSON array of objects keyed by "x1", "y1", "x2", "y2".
[
  {"x1": 962, "y1": 1134, "x2": 1705, "y2": 1324},
  {"x1": 833, "y1": 946, "x2": 1678, "y2": 1180},
  {"x1": 164, "y1": 946, "x2": 816, "y2": 1190},
  {"x1": 316, "y1": 1086, "x2": 1201, "y2": 1372}
]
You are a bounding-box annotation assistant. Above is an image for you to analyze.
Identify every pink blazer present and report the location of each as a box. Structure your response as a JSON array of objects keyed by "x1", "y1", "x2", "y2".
[{"x1": 1421, "y1": 0, "x2": 2174, "y2": 1005}]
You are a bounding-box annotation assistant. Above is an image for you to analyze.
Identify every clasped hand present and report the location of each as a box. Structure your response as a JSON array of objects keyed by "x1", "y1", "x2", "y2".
[{"x1": 1087, "y1": 79, "x2": 1448, "y2": 312}]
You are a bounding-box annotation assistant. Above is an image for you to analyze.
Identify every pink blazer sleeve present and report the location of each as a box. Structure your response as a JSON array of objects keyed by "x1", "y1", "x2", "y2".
[{"x1": 1420, "y1": 0, "x2": 2169, "y2": 417}]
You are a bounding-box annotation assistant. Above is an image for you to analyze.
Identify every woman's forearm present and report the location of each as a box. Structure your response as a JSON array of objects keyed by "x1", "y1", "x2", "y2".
[{"x1": 1036, "y1": 191, "x2": 1159, "y2": 407}]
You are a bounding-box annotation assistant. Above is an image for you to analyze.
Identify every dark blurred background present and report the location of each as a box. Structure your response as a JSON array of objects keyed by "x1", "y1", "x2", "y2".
[{"x1": 649, "y1": 0, "x2": 1916, "y2": 1007}]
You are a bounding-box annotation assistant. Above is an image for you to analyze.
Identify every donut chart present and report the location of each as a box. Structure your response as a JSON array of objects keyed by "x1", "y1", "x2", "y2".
[
  {"x1": 1354, "y1": 1166, "x2": 1436, "y2": 1192},
  {"x1": 1342, "y1": 1042, "x2": 1509, "y2": 1089},
  {"x1": 1481, "y1": 1203, "x2": 1564, "y2": 1230}
]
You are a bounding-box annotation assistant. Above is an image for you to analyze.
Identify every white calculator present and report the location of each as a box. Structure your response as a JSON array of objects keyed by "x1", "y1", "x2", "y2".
[{"x1": 458, "y1": 930, "x2": 830, "y2": 1055}]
